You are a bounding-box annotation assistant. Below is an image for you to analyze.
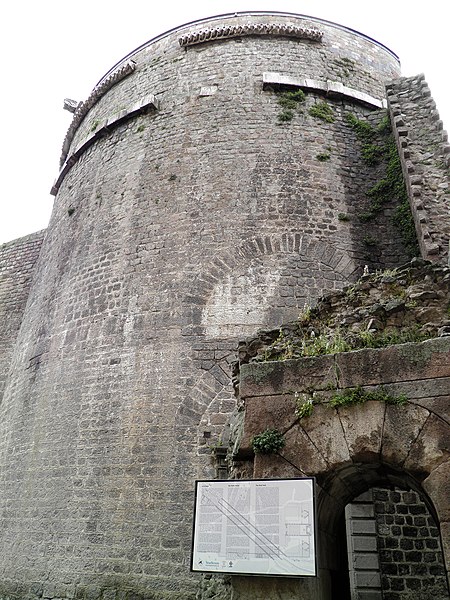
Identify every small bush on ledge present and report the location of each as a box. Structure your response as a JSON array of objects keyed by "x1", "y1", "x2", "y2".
[
  {"x1": 251, "y1": 429, "x2": 286, "y2": 454},
  {"x1": 276, "y1": 89, "x2": 305, "y2": 123}
]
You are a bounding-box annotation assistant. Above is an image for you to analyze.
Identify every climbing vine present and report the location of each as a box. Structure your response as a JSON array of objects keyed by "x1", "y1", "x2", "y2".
[
  {"x1": 309, "y1": 101, "x2": 335, "y2": 123},
  {"x1": 345, "y1": 112, "x2": 419, "y2": 256}
]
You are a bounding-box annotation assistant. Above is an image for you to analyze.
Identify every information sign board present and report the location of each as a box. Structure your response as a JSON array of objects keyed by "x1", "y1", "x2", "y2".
[{"x1": 191, "y1": 478, "x2": 316, "y2": 577}]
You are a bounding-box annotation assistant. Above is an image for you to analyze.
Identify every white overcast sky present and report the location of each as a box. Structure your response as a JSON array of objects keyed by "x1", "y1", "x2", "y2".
[{"x1": 0, "y1": 1, "x2": 448, "y2": 244}]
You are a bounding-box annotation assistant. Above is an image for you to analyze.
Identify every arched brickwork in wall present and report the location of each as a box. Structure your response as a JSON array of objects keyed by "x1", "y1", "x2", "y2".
[
  {"x1": 182, "y1": 234, "x2": 358, "y2": 465},
  {"x1": 234, "y1": 337, "x2": 450, "y2": 600},
  {"x1": 184, "y1": 232, "x2": 358, "y2": 338}
]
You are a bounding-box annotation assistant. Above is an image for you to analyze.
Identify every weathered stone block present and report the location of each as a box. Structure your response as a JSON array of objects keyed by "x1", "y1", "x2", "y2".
[
  {"x1": 355, "y1": 571, "x2": 381, "y2": 587},
  {"x1": 404, "y1": 414, "x2": 450, "y2": 477},
  {"x1": 298, "y1": 403, "x2": 351, "y2": 468},
  {"x1": 354, "y1": 554, "x2": 380, "y2": 570},
  {"x1": 422, "y1": 460, "x2": 450, "y2": 521},
  {"x1": 407, "y1": 391, "x2": 450, "y2": 422},
  {"x1": 381, "y1": 402, "x2": 430, "y2": 466},
  {"x1": 239, "y1": 354, "x2": 336, "y2": 399},
  {"x1": 350, "y1": 536, "x2": 378, "y2": 552},
  {"x1": 347, "y1": 503, "x2": 374, "y2": 518},
  {"x1": 336, "y1": 338, "x2": 450, "y2": 388},
  {"x1": 337, "y1": 401, "x2": 385, "y2": 461},
  {"x1": 252, "y1": 452, "x2": 303, "y2": 479},
  {"x1": 281, "y1": 424, "x2": 329, "y2": 476},
  {"x1": 239, "y1": 395, "x2": 297, "y2": 453},
  {"x1": 350, "y1": 519, "x2": 377, "y2": 534}
]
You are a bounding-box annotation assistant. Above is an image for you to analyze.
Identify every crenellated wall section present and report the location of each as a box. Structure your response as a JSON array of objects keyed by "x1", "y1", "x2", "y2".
[{"x1": 387, "y1": 75, "x2": 450, "y2": 264}]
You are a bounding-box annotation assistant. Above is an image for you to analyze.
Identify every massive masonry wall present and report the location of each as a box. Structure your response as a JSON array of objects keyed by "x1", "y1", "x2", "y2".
[
  {"x1": 0, "y1": 231, "x2": 45, "y2": 400},
  {"x1": 0, "y1": 12, "x2": 430, "y2": 600},
  {"x1": 344, "y1": 487, "x2": 448, "y2": 600},
  {"x1": 233, "y1": 336, "x2": 450, "y2": 600}
]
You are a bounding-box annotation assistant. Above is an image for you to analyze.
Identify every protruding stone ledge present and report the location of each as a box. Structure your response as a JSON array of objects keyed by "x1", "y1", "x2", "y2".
[
  {"x1": 60, "y1": 59, "x2": 136, "y2": 168},
  {"x1": 239, "y1": 337, "x2": 450, "y2": 401},
  {"x1": 179, "y1": 22, "x2": 323, "y2": 47},
  {"x1": 262, "y1": 72, "x2": 386, "y2": 108},
  {"x1": 236, "y1": 337, "x2": 450, "y2": 462},
  {"x1": 51, "y1": 94, "x2": 159, "y2": 196}
]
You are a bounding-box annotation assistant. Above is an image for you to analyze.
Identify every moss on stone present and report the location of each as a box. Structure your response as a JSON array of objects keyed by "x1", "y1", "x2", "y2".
[
  {"x1": 309, "y1": 101, "x2": 335, "y2": 123},
  {"x1": 345, "y1": 111, "x2": 419, "y2": 257},
  {"x1": 244, "y1": 260, "x2": 449, "y2": 364}
]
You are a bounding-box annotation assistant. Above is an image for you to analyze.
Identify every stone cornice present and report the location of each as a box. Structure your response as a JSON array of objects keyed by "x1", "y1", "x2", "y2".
[
  {"x1": 263, "y1": 72, "x2": 386, "y2": 109},
  {"x1": 59, "y1": 60, "x2": 136, "y2": 168},
  {"x1": 52, "y1": 94, "x2": 159, "y2": 196},
  {"x1": 178, "y1": 22, "x2": 323, "y2": 47}
]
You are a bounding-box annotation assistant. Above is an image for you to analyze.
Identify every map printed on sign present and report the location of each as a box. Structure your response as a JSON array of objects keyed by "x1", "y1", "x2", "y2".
[{"x1": 191, "y1": 478, "x2": 316, "y2": 577}]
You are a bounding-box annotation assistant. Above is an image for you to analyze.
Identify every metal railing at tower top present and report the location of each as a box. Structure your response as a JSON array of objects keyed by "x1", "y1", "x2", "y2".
[{"x1": 94, "y1": 11, "x2": 400, "y2": 88}]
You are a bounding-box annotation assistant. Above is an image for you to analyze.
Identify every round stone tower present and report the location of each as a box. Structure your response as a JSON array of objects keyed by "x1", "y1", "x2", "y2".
[{"x1": 0, "y1": 12, "x2": 410, "y2": 600}]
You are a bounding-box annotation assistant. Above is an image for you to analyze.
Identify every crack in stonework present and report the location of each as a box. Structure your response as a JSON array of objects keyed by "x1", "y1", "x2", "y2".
[
  {"x1": 401, "y1": 411, "x2": 431, "y2": 468},
  {"x1": 379, "y1": 401, "x2": 388, "y2": 463},
  {"x1": 275, "y1": 451, "x2": 308, "y2": 475}
]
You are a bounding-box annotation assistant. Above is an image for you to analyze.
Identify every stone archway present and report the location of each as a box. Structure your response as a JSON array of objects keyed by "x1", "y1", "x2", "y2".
[
  {"x1": 183, "y1": 232, "x2": 358, "y2": 340},
  {"x1": 181, "y1": 232, "x2": 360, "y2": 476},
  {"x1": 232, "y1": 336, "x2": 450, "y2": 600}
]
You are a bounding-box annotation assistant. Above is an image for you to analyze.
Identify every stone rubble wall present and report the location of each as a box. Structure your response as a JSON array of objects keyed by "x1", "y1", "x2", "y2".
[
  {"x1": 0, "y1": 231, "x2": 45, "y2": 400},
  {"x1": 234, "y1": 259, "x2": 450, "y2": 371},
  {"x1": 386, "y1": 75, "x2": 450, "y2": 264}
]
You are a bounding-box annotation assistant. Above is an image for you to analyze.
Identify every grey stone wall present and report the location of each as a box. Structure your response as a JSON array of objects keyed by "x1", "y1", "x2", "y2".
[
  {"x1": 0, "y1": 230, "x2": 44, "y2": 400},
  {"x1": 344, "y1": 486, "x2": 449, "y2": 600},
  {"x1": 63, "y1": 13, "x2": 400, "y2": 161},
  {"x1": 386, "y1": 75, "x2": 450, "y2": 263},
  {"x1": 374, "y1": 488, "x2": 449, "y2": 600},
  {"x1": 0, "y1": 12, "x2": 435, "y2": 600}
]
